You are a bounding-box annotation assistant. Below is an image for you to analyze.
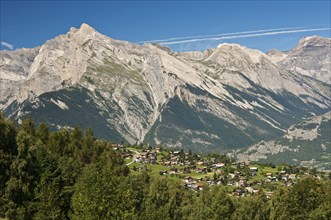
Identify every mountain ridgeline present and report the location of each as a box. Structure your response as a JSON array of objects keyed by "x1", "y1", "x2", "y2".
[{"x1": 1, "y1": 23, "x2": 330, "y2": 154}]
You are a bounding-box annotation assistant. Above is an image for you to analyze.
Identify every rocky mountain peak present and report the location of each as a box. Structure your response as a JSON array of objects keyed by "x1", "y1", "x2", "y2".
[
  {"x1": 10, "y1": 23, "x2": 105, "y2": 103},
  {"x1": 67, "y1": 23, "x2": 100, "y2": 40},
  {"x1": 68, "y1": 23, "x2": 96, "y2": 33},
  {"x1": 80, "y1": 23, "x2": 96, "y2": 31},
  {"x1": 78, "y1": 23, "x2": 98, "y2": 36},
  {"x1": 206, "y1": 42, "x2": 273, "y2": 80},
  {"x1": 273, "y1": 35, "x2": 331, "y2": 83},
  {"x1": 212, "y1": 43, "x2": 268, "y2": 64},
  {"x1": 297, "y1": 35, "x2": 329, "y2": 47}
]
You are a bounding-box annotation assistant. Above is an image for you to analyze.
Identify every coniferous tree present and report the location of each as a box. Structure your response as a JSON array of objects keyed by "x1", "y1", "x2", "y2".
[
  {"x1": 270, "y1": 177, "x2": 330, "y2": 220},
  {"x1": 5, "y1": 128, "x2": 39, "y2": 219},
  {"x1": 34, "y1": 144, "x2": 63, "y2": 219},
  {"x1": 36, "y1": 122, "x2": 49, "y2": 144},
  {"x1": 71, "y1": 151, "x2": 133, "y2": 219},
  {"x1": 0, "y1": 114, "x2": 17, "y2": 218},
  {"x1": 232, "y1": 192, "x2": 270, "y2": 220}
]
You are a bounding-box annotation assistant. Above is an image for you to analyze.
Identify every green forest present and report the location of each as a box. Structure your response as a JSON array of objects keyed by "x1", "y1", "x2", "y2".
[{"x1": 0, "y1": 114, "x2": 330, "y2": 220}]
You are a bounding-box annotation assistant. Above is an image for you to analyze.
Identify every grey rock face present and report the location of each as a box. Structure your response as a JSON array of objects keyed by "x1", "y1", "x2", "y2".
[
  {"x1": 231, "y1": 111, "x2": 331, "y2": 170},
  {"x1": 0, "y1": 47, "x2": 40, "y2": 109},
  {"x1": 1, "y1": 24, "x2": 330, "y2": 153},
  {"x1": 267, "y1": 36, "x2": 331, "y2": 84}
]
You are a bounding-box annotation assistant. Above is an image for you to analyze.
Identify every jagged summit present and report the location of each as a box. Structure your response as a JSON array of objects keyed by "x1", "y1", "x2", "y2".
[
  {"x1": 267, "y1": 35, "x2": 331, "y2": 83},
  {"x1": 216, "y1": 42, "x2": 232, "y2": 48},
  {"x1": 80, "y1": 22, "x2": 95, "y2": 31},
  {"x1": 213, "y1": 43, "x2": 267, "y2": 64},
  {"x1": 69, "y1": 23, "x2": 97, "y2": 34},
  {"x1": 66, "y1": 23, "x2": 102, "y2": 41},
  {"x1": 291, "y1": 35, "x2": 331, "y2": 53},
  {"x1": 297, "y1": 35, "x2": 329, "y2": 45}
]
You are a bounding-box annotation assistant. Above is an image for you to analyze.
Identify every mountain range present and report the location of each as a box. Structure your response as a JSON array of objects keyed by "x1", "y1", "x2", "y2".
[{"x1": 1, "y1": 24, "x2": 330, "y2": 163}]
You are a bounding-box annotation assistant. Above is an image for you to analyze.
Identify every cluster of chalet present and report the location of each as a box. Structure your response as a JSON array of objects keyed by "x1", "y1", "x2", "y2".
[
  {"x1": 162, "y1": 151, "x2": 230, "y2": 175},
  {"x1": 118, "y1": 146, "x2": 324, "y2": 196},
  {"x1": 181, "y1": 161, "x2": 304, "y2": 195},
  {"x1": 181, "y1": 168, "x2": 256, "y2": 192},
  {"x1": 134, "y1": 149, "x2": 158, "y2": 164},
  {"x1": 112, "y1": 143, "x2": 125, "y2": 149},
  {"x1": 162, "y1": 150, "x2": 191, "y2": 166},
  {"x1": 183, "y1": 176, "x2": 206, "y2": 191}
]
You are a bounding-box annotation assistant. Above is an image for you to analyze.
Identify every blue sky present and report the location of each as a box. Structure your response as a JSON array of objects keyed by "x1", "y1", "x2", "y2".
[{"x1": 1, "y1": 1, "x2": 330, "y2": 52}]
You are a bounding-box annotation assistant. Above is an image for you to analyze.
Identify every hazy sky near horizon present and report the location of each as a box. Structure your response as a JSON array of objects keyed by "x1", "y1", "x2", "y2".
[{"x1": 1, "y1": 1, "x2": 330, "y2": 52}]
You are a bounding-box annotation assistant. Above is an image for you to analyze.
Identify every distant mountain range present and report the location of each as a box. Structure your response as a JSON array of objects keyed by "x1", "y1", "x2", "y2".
[{"x1": 1, "y1": 24, "x2": 330, "y2": 164}]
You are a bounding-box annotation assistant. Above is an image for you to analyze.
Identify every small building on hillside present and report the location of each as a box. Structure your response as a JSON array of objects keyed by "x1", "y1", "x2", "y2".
[{"x1": 250, "y1": 167, "x2": 258, "y2": 172}]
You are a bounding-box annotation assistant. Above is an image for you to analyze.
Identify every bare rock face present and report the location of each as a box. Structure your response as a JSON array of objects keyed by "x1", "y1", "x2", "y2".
[
  {"x1": 16, "y1": 23, "x2": 102, "y2": 103},
  {"x1": 231, "y1": 111, "x2": 331, "y2": 170},
  {"x1": 267, "y1": 36, "x2": 331, "y2": 84},
  {"x1": 1, "y1": 24, "x2": 330, "y2": 153},
  {"x1": 0, "y1": 47, "x2": 40, "y2": 109},
  {"x1": 266, "y1": 49, "x2": 289, "y2": 64}
]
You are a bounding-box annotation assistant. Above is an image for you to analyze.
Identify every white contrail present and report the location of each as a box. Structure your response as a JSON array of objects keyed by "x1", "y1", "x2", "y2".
[
  {"x1": 160, "y1": 28, "x2": 331, "y2": 45},
  {"x1": 140, "y1": 27, "x2": 305, "y2": 43},
  {"x1": 1, "y1": 41, "x2": 14, "y2": 50}
]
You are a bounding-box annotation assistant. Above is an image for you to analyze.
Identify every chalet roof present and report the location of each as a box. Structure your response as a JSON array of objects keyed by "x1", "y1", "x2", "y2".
[{"x1": 213, "y1": 163, "x2": 225, "y2": 167}]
